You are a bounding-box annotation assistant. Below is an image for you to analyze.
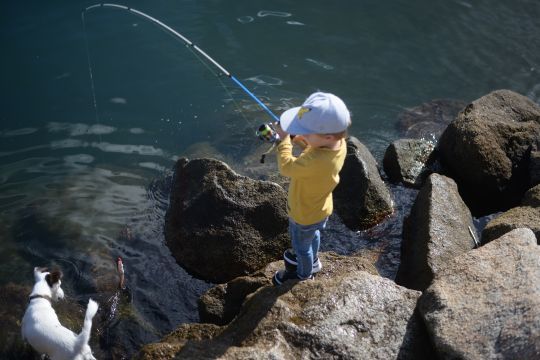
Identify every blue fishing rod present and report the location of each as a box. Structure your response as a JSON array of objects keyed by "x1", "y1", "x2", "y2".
[{"x1": 83, "y1": 3, "x2": 282, "y2": 162}]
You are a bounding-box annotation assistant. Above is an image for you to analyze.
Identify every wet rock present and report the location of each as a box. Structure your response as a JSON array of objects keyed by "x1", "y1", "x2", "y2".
[
  {"x1": 438, "y1": 89, "x2": 540, "y2": 215},
  {"x1": 482, "y1": 206, "x2": 540, "y2": 244},
  {"x1": 522, "y1": 184, "x2": 540, "y2": 207},
  {"x1": 334, "y1": 137, "x2": 394, "y2": 230},
  {"x1": 165, "y1": 158, "x2": 289, "y2": 283},
  {"x1": 397, "y1": 98, "x2": 467, "y2": 140},
  {"x1": 395, "y1": 173, "x2": 476, "y2": 291},
  {"x1": 418, "y1": 228, "x2": 540, "y2": 359},
  {"x1": 138, "y1": 270, "x2": 434, "y2": 359},
  {"x1": 383, "y1": 138, "x2": 436, "y2": 188},
  {"x1": 198, "y1": 251, "x2": 378, "y2": 326}
]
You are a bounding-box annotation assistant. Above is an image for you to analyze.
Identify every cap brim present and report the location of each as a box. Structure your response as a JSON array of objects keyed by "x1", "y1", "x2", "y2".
[{"x1": 279, "y1": 106, "x2": 312, "y2": 135}]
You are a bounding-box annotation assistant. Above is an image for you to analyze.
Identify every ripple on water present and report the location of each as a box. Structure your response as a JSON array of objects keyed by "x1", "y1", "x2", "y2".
[
  {"x1": 90, "y1": 142, "x2": 166, "y2": 157},
  {"x1": 257, "y1": 10, "x2": 292, "y2": 18},
  {"x1": 237, "y1": 15, "x2": 254, "y2": 23},
  {"x1": 305, "y1": 58, "x2": 334, "y2": 70},
  {"x1": 286, "y1": 21, "x2": 305, "y2": 26},
  {"x1": 129, "y1": 128, "x2": 145, "y2": 134},
  {"x1": 245, "y1": 75, "x2": 284, "y2": 86},
  {"x1": 1, "y1": 127, "x2": 38, "y2": 137},
  {"x1": 47, "y1": 122, "x2": 116, "y2": 136}
]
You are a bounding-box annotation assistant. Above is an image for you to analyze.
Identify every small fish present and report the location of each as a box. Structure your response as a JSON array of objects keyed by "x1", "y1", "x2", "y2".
[{"x1": 116, "y1": 257, "x2": 124, "y2": 275}]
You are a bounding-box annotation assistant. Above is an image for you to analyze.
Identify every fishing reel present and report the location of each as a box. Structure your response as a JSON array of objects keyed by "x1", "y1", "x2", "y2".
[
  {"x1": 256, "y1": 123, "x2": 280, "y2": 143},
  {"x1": 256, "y1": 123, "x2": 280, "y2": 164}
]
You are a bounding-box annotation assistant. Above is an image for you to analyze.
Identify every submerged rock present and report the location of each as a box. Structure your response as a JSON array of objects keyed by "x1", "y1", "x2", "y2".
[
  {"x1": 198, "y1": 251, "x2": 378, "y2": 326},
  {"x1": 165, "y1": 158, "x2": 289, "y2": 283},
  {"x1": 138, "y1": 270, "x2": 434, "y2": 359},
  {"x1": 438, "y1": 89, "x2": 540, "y2": 215},
  {"x1": 334, "y1": 137, "x2": 394, "y2": 230},
  {"x1": 419, "y1": 228, "x2": 540, "y2": 359},
  {"x1": 383, "y1": 138, "x2": 436, "y2": 188},
  {"x1": 396, "y1": 98, "x2": 466, "y2": 140},
  {"x1": 395, "y1": 173, "x2": 476, "y2": 291}
]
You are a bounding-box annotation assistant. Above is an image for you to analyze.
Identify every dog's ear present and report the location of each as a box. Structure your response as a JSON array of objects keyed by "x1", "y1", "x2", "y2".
[{"x1": 45, "y1": 269, "x2": 63, "y2": 287}]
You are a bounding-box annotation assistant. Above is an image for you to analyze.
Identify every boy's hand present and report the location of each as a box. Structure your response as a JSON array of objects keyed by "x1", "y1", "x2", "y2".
[
  {"x1": 292, "y1": 135, "x2": 308, "y2": 148},
  {"x1": 274, "y1": 122, "x2": 288, "y2": 140}
]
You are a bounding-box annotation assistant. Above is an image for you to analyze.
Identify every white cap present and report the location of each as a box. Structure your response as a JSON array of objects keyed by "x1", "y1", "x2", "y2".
[{"x1": 279, "y1": 92, "x2": 350, "y2": 135}]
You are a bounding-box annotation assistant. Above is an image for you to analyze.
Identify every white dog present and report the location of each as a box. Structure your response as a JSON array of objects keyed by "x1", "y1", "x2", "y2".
[{"x1": 21, "y1": 267, "x2": 99, "y2": 360}]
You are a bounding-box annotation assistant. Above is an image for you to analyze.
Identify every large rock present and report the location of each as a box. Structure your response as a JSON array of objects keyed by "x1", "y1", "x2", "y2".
[
  {"x1": 134, "y1": 323, "x2": 222, "y2": 360},
  {"x1": 334, "y1": 137, "x2": 394, "y2": 230},
  {"x1": 438, "y1": 89, "x2": 540, "y2": 215},
  {"x1": 383, "y1": 138, "x2": 436, "y2": 188},
  {"x1": 419, "y1": 228, "x2": 540, "y2": 359},
  {"x1": 395, "y1": 173, "x2": 476, "y2": 291},
  {"x1": 165, "y1": 158, "x2": 290, "y2": 283},
  {"x1": 138, "y1": 271, "x2": 434, "y2": 359},
  {"x1": 482, "y1": 206, "x2": 540, "y2": 244},
  {"x1": 397, "y1": 98, "x2": 466, "y2": 140},
  {"x1": 198, "y1": 251, "x2": 378, "y2": 326},
  {"x1": 523, "y1": 184, "x2": 540, "y2": 207}
]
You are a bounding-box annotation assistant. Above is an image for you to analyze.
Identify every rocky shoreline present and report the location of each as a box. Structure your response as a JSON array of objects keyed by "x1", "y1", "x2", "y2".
[
  {"x1": 137, "y1": 89, "x2": 540, "y2": 359},
  {"x1": 2, "y1": 89, "x2": 538, "y2": 359}
]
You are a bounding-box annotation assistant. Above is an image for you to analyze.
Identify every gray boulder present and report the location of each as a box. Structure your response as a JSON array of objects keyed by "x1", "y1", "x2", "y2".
[
  {"x1": 482, "y1": 206, "x2": 540, "y2": 244},
  {"x1": 198, "y1": 251, "x2": 378, "y2": 326},
  {"x1": 419, "y1": 228, "x2": 540, "y2": 359},
  {"x1": 397, "y1": 98, "x2": 466, "y2": 140},
  {"x1": 165, "y1": 158, "x2": 289, "y2": 283},
  {"x1": 383, "y1": 138, "x2": 436, "y2": 188},
  {"x1": 523, "y1": 184, "x2": 540, "y2": 207},
  {"x1": 139, "y1": 271, "x2": 434, "y2": 359},
  {"x1": 334, "y1": 137, "x2": 394, "y2": 230},
  {"x1": 438, "y1": 89, "x2": 540, "y2": 215},
  {"x1": 395, "y1": 173, "x2": 476, "y2": 291}
]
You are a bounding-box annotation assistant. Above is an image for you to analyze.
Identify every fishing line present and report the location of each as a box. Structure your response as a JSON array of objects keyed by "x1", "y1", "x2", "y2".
[
  {"x1": 82, "y1": 3, "x2": 280, "y2": 126},
  {"x1": 81, "y1": 10, "x2": 102, "y2": 143}
]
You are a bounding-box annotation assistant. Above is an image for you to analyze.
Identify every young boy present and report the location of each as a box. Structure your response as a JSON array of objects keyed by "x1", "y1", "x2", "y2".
[{"x1": 273, "y1": 92, "x2": 351, "y2": 285}]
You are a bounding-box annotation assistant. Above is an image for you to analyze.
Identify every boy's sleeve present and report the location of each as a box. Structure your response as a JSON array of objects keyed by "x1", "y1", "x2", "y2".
[{"x1": 277, "y1": 136, "x2": 317, "y2": 178}]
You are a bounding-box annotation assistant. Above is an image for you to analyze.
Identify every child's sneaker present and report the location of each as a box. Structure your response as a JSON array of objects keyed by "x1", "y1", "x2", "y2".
[
  {"x1": 272, "y1": 269, "x2": 313, "y2": 286},
  {"x1": 283, "y1": 249, "x2": 323, "y2": 273}
]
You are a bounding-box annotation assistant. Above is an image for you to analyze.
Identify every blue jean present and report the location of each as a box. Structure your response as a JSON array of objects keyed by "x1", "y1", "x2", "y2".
[{"x1": 289, "y1": 217, "x2": 328, "y2": 279}]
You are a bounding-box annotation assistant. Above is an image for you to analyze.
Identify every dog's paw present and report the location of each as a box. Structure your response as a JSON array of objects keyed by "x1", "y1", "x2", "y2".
[{"x1": 86, "y1": 299, "x2": 99, "y2": 318}]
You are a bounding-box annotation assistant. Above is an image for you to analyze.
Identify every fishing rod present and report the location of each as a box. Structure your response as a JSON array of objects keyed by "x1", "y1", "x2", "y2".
[{"x1": 82, "y1": 3, "x2": 282, "y2": 162}]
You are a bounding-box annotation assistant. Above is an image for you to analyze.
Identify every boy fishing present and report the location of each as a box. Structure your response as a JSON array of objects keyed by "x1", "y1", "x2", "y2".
[{"x1": 272, "y1": 92, "x2": 351, "y2": 285}]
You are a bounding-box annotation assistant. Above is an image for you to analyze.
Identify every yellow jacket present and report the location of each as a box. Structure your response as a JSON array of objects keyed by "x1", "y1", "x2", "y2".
[{"x1": 277, "y1": 136, "x2": 347, "y2": 225}]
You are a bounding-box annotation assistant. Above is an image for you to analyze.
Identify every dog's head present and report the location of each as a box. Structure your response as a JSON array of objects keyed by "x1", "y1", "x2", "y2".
[{"x1": 32, "y1": 267, "x2": 65, "y2": 301}]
